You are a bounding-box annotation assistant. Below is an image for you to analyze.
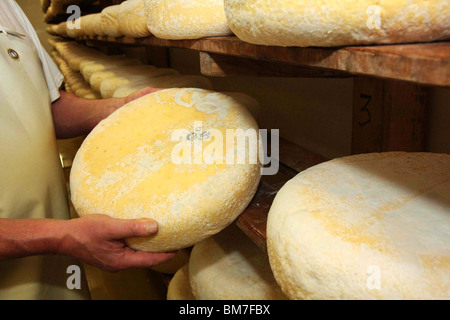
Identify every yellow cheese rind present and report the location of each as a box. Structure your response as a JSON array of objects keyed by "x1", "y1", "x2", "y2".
[
  {"x1": 267, "y1": 152, "x2": 450, "y2": 300},
  {"x1": 189, "y1": 225, "x2": 288, "y2": 300},
  {"x1": 70, "y1": 88, "x2": 261, "y2": 252},
  {"x1": 144, "y1": 0, "x2": 233, "y2": 40},
  {"x1": 101, "y1": 5, "x2": 123, "y2": 38},
  {"x1": 224, "y1": 0, "x2": 450, "y2": 47},
  {"x1": 118, "y1": 0, "x2": 151, "y2": 38},
  {"x1": 151, "y1": 249, "x2": 190, "y2": 274},
  {"x1": 167, "y1": 264, "x2": 196, "y2": 300}
]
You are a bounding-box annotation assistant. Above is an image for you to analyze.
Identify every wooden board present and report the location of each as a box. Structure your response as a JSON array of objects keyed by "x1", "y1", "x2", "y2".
[
  {"x1": 200, "y1": 52, "x2": 349, "y2": 78},
  {"x1": 352, "y1": 77, "x2": 428, "y2": 154},
  {"x1": 80, "y1": 36, "x2": 450, "y2": 87},
  {"x1": 235, "y1": 138, "x2": 327, "y2": 252}
]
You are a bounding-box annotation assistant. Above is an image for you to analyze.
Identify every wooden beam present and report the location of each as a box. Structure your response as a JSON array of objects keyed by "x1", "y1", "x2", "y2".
[
  {"x1": 199, "y1": 52, "x2": 349, "y2": 78},
  {"x1": 79, "y1": 36, "x2": 450, "y2": 87},
  {"x1": 352, "y1": 77, "x2": 428, "y2": 154}
]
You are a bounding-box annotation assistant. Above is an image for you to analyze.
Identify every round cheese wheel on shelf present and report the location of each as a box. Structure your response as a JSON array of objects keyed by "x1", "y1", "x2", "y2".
[
  {"x1": 151, "y1": 249, "x2": 190, "y2": 274},
  {"x1": 101, "y1": 5, "x2": 122, "y2": 38},
  {"x1": 224, "y1": 0, "x2": 450, "y2": 47},
  {"x1": 167, "y1": 264, "x2": 196, "y2": 300},
  {"x1": 144, "y1": 0, "x2": 233, "y2": 40},
  {"x1": 93, "y1": 13, "x2": 106, "y2": 37},
  {"x1": 99, "y1": 68, "x2": 179, "y2": 98},
  {"x1": 267, "y1": 152, "x2": 450, "y2": 300},
  {"x1": 118, "y1": 0, "x2": 151, "y2": 38},
  {"x1": 189, "y1": 225, "x2": 287, "y2": 300},
  {"x1": 111, "y1": 75, "x2": 213, "y2": 98},
  {"x1": 89, "y1": 65, "x2": 159, "y2": 92},
  {"x1": 70, "y1": 88, "x2": 261, "y2": 252}
]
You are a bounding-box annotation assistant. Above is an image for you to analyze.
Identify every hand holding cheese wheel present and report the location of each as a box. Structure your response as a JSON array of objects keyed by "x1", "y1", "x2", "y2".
[
  {"x1": 224, "y1": 0, "x2": 450, "y2": 47},
  {"x1": 267, "y1": 152, "x2": 450, "y2": 300},
  {"x1": 70, "y1": 88, "x2": 261, "y2": 252}
]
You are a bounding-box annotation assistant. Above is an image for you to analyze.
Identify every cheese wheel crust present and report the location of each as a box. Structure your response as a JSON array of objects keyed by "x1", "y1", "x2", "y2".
[
  {"x1": 70, "y1": 88, "x2": 261, "y2": 252},
  {"x1": 144, "y1": 0, "x2": 232, "y2": 40},
  {"x1": 267, "y1": 152, "x2": 450, "y2": 300},
  {"x1": 224, "y1": 0, "x2": 450, "y2": 47},
  {"x1": 189, "y1": 225, "x2": 287, "y2": 300}
]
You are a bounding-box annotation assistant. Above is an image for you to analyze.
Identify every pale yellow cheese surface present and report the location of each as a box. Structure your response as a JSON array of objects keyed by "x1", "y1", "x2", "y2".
[
  {"x1": 167, "y1": 264, "x2": 196, "y2": 300},
  {"x1": 70, "y1": 88, "x2": 261, "y2": 252},
  {"x1": 189, "y1": 225, "x2": 287, "y2": 300},
  {"x1": 224, "y1": 0, "x2": 450, "y2": 47},
  {"x1": 267, "y1": 152, "x2": 450, "y2": 300},
  {"x1": 144, "y1": 0, "x2": 233, "y2": 40}
]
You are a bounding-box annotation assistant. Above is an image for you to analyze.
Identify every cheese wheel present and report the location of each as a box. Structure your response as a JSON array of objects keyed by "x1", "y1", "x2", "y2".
[
  {"x1": 101, "y1": 5, "x2": 122, "y2": 38},
  {"x1": 80, "y1": 57, "x2": 141, "y2": 82},
  {"x1": 111, "y1": 75, "x2": 213, "y2": 98},
  {"x1": 89, "y1": 65, "x2": 158, "y2": 92},
  {"x1": 93, "y1": 13, "x2": 106, "y2": 37},
  {"x1": 56, "y1": 22, "x2": 68, "y2": 37},
  {"x1": 144, "y1": 0, "x2": 233, "y2": 40},
  {"x1": 151, "y1": 249, "x2": 190, "y2": 274},
  {"x1": 80, "y1": 14, "x2": 98, "y2": 37},
  {"x1": 189, "y1": 225, "x2": 287, "y2": 300},
  {"x1": 167, "y1": 264, "x2": 196, "y2": 300},
  {"x1": 70, "y1": 88, "x2": 261, "y2": 252},
  {"x1": 224, "y1": 0, "x2": 450, "y2": 47},
  {"x1": 118, "y1": 0, "x2": 151, "y2": 38},
  {"x1": 267, "y1": 152, "x2": 450, "y2": 300},
  {"x1": 99, "y1": 68, "x2": 180, "y2": 98}
]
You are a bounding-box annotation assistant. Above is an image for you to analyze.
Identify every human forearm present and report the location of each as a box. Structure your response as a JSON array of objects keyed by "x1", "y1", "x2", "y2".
[
  {"x1": 51, "y1": 88, "x2": 160, "y2": 139},
  {"x1": 0, "y1": 218, "x2": 65, "y2": 260},
  {"x1": 0, "y1": 215, "x2": 175, "y2": 271},
  {"x1": 51, "y1": 91, "x2": 126, "y2": 139}
]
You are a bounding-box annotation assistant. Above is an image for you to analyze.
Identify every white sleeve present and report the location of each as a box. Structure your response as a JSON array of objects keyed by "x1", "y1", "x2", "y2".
[{"x1": 6, "y1": 0, "x2": 63, "y2": 102}]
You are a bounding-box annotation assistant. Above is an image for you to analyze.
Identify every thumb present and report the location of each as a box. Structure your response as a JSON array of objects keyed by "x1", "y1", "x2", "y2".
[{"x1": 107, "y1": 218, "x2": 158, "y2": 239}]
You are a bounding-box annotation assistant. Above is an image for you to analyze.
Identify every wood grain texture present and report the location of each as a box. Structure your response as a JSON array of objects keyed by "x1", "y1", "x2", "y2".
[
  {"x1": 199, "y1": 52, "x2": 349, "y2": 78},
  {"x1": 352, "y1": 77, "x2": 428, "y2": 154},
  {"x1": 79, "y1": 35, "x2": 450, "y2": 87}
]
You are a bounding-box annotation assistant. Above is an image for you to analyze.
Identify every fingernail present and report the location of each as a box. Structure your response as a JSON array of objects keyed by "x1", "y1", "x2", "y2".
[{"x1": 146, "y1": 221, "x2": 158, "y2": 234}]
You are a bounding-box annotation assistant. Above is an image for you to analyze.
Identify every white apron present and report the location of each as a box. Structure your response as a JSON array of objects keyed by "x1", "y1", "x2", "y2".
[{"x1": 0, "y1": 28, "x2": 90, "y2": 300}]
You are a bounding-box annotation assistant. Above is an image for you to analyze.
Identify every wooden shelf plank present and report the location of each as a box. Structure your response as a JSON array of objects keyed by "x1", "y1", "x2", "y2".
[
  {"x1": 80, "y1": 35, "x2": 450, "y2": 87},
  {"x1": 236, "y1": 138, "x2": 328, "y2": 252}
]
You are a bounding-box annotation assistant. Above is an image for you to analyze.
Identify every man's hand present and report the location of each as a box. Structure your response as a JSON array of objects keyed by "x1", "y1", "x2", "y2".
[{"x1": 58, "y1": 214, "x2": 176, "y2": 272}]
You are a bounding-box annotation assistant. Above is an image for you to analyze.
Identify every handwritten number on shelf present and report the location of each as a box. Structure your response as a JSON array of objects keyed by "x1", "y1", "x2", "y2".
[{"x1": 359, "y1": 94, "x2": 372, "y2": 127}]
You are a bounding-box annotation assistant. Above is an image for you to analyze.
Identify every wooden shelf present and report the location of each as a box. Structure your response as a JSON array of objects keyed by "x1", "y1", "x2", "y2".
[
  {"x1": 235, "y1": 138, "x2": 327, "y2": 252},
  {"x1": 80, "y1": 35, "x2": 450, "y2": 87}
]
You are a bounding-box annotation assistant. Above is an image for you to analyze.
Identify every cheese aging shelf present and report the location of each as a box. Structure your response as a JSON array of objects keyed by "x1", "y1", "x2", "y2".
[{"x1": 54, "y1": 33, "x2": 449, "y2": 251}]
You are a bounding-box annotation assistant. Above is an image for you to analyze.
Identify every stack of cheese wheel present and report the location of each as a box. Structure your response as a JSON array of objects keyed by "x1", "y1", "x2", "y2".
[
  {"x1": 118, "y1": 0, "x2": 151, "y2": 38},
  {"x1": 80, "y1": 14, "x2": 98, "y2": 37},
  {"x1": 98, "y1": 67, "x2": 180, "y2": 98},
  {"x1": 111, "y1": 75, "x2": 213, "y2": 98},
  {"x1": 144, "y1": 0, "x2": 232, "y2": 40},
  {"x1": 101, "y1": 5, "x2": 123, "y2": 38},
  {"x1": 167, "y1": 264, "x2": 196, "y2": 300},
  {"x1": 189, "y1": 225, "x2": 287, "y2": 300},
  {"x1": 80, "y1": 56, "x2": 142, "y2": 82},
  {"x1": 70, "y1": 88, "x2": 261, "y2": 252},
  {"x1": 93, "y1": 13, "x2": 106, "y2": 36},
  {"x1": 267, "y1": 152, "x2": 450, "y2": 300},
  {"x1": 54, "y1": 52, "x2": 101, "y2": 99},
  {"x1": 224, "y1": 0, "x2": 450, "y2": 47}
]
